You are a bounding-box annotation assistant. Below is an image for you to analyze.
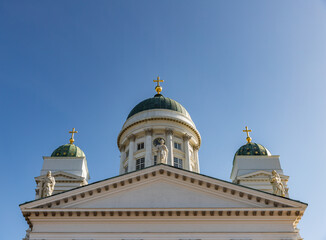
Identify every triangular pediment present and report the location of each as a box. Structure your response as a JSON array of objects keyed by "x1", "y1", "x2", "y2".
[
  {"x1": 35, "y1": 171, "x2": 84, "y2": 181},
  {"x1": 237, "y1": 171, "x2": 289, "y2": 180},
  {"x1": 61, "y1": 178, "x2": 264, "y2": 209},
  {"x1": 21, "y1": 165, "x2": 305, "y2": 211}
]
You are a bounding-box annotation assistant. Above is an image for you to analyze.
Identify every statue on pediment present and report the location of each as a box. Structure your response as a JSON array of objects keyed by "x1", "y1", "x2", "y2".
[
  {"x1": 270, "y1": 170, "x2": 286, "y2": 197},
  {"x1": 40, "y1": 171, "x2": 56, "y2": 198}
]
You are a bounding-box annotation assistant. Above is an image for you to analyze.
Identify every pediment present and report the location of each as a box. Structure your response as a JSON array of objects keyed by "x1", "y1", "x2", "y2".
[
  {"x1": 60, "y1": 178, "x2": 264, "y2": 209},
  {"x1": 22, "y1": 165, "x2": 305, "y2": 211},
  {"x1": 35, "y1": 171, "x2": 84, "y2": 181},
  {"x1": 237, "y1": 171, "x2": 289, "y2": 180}
]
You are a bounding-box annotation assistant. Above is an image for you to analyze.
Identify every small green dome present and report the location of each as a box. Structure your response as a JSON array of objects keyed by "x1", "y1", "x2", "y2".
[
  {"x1": 127, "y1": 94, "x2": 190, "y2": 119},
  {"x1": 235, "y1": 142, "x2": 271, "y2": 156},
  {"x1": 51, "y1": 144, "x2": 85, "y2": 157}
]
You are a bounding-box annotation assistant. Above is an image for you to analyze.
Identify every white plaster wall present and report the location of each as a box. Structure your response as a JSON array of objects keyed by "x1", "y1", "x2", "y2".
[
  {"x1": 66, "y1": 179, "x2": 257, "y2": 209},
  {"x1": 41, "y1": 157, "x2": 89, "y2": 180},
  {"x1": 231, "y1": 155, "x2": 283, "y2": 180}
]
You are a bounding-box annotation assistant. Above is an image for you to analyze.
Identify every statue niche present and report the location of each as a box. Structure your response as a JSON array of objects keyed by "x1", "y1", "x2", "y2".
[{"x1": 153, "y1": 138, "x2": 168, "y2": 164}]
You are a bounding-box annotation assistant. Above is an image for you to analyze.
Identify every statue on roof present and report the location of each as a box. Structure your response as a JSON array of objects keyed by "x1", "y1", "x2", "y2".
[
  {"x1": 270, "y1": 170, "x2": 286, "y2": 197},
  {"x1": 40, "y1": 171, "x2": 56, "y2": 198}
]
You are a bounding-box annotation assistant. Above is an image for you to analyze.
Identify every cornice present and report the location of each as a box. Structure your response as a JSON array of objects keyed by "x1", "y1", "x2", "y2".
[
  {"x1": 22, "y1": 208, "x2": 304, "y2": 230},
  {"x1": 117, "y1": 117, "x2": 201, "y2": 149},
  {"x1": 237, "y1": 178, "x2": 289, "y2": 182},
  {"x1": 237, "y1": 170, "x2": 289, "y2": 179}
]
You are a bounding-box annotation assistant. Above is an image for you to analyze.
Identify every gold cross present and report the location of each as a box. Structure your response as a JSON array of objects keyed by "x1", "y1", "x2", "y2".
[
  {"x1": 153, "y1": 76, "x2": 164, "y2": 94},
  {"x1": 69, "y1": 128, "x2": 78, "y2": 144},
  {"x1": 243, "y1": 126, "x2": 252, "y2": 143}
]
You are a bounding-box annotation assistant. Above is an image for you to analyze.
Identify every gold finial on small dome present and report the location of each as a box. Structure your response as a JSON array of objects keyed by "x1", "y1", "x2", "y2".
[
  {"x1": 69, "y1": 128, "x2": 78, "y2": 144},
  {"x1": 153, "y1": 76, "x2": 164, "y2": 94},
  {"x1": 243, "y1": 126, "x2": 252, "y2": 143}
]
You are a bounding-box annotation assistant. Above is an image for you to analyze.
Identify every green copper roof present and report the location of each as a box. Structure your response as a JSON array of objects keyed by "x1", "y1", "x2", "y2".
[
  {"x1": 233, "y1": 142, "x2": 271, "y2": 165},
  {"x1": 235, "y1": 142, "x2": 271, "y2": 156},
  {"x1": 51, "y1": 144, "x2": 85, "y2": 157},
  {"x1": 127, "y1": 94, "x2": 189, "y2": 119}
]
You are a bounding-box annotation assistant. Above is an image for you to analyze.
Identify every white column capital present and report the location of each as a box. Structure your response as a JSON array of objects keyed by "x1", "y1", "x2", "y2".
[
  {"x1": 128, "y1": 134, "x2": 136, "y2": 142},
  {"x1": 165, "y1": 128, "x2": 174, "y2": 135},
  {"x1": 145, "y1": 128, "x2": 153, "y2": 136},
  {"x1": 183, "y1": 133, "x2": 191, "y2": 141},
  {"x1": 119, "y1": 145, "x2": 125, "y2": 152}
]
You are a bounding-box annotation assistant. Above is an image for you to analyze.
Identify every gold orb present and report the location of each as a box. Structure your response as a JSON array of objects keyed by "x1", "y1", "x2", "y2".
[{"x1": 155, "y1": 86, "x2": 162, "y2": 94}]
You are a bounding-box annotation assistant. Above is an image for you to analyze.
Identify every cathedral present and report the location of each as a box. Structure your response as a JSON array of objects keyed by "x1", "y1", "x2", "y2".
[{"x1": 20, "y1": 78, "x2": 307, "y2": 240}]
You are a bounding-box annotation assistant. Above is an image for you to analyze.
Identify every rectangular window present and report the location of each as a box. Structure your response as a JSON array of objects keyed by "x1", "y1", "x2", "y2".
[
  {"x1": 174, "y1": 142, "x2": 182, "y2": 150},
  {"x1": 124, "y1": 165, "x2": 128, "y2": 173},
  {"x1": 137, "y1": 142, "x2": 144, "y2": 151},
  {"x1": 136, "y1": 158, "x2": 145, "y2": 170},
  {"x1": 125, "y1": 150, "x2": 129, "y2": 158},
  {"x1": 154, "y1": 155, "x2": 157, "y2": 165},
  {"x1": 174, "y1": 157, "x2": 183, "y2": 168}
]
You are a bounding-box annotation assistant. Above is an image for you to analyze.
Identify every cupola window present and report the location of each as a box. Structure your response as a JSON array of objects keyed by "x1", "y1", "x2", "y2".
[
  {"x1": 136, "y1": 158, "x2": 145, "y2": 170},
  {"x1": 174, "y1": 157, "x2": 183, "y2": 168},
  {"x1": 137, "y1": 142, "x2": 144, "y2": 151},
  {"x1": 174, "y1": 142, "x2": 182, "y2": 150}
]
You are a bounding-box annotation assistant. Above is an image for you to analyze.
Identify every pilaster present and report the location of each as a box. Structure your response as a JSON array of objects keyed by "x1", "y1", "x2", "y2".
[
  {"x1": 127, "y1": 135, "x2": 136, "y2": 172},
  {"x1": 144, "y1": 129, "x2": 153, "y2": 167},
  {"x1": 166, "y1": 128, "x2": 174, "y2": 166},
  {"x1": 183, "y1": 133, "x2": 192, "y2": 170},
  {"x1": 193, "y1": 145, "x2": 200, "y2": 173},
  {"x1": 119, "y1": 145, "x2": 126, "y2": 174}
]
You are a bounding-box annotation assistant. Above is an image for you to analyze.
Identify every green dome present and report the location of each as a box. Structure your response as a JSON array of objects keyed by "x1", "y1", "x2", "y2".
[
  {"x1": 51, "y1": 144, "x2": 85, "y2": 157},
  {"x1": 235, "y1": 142, "x2": 271, "y2": 156},
  {"x1": 127, "y1": 94, "x2": 190, "y2": 119}
]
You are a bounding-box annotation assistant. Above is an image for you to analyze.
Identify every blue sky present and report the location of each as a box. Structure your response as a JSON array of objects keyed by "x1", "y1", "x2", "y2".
[{"x1": 1, "y1": 0, "x2": 326, "y2": 239}]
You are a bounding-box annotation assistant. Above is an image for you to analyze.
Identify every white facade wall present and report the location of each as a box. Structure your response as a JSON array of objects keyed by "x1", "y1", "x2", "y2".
[
  {"x1": 28, "y1": 217, "x2": 302, "y2": 240},
  {"x1": 22, "y1": 165, "x2": 306, "y2": 240},
  {"x1": 41, "y1": 157, "x2": 89, "y2": 180}
]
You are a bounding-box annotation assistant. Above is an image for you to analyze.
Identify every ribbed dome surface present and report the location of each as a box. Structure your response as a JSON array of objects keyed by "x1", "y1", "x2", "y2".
[
  {"x1": 51, "y1": 144, "x2": 85, "y2": 157},
  {"x1": 127, "y1": 94, "x2": 189, "y2": 119},
  {"x1": 235, "y1": 142, "x2": 271, "y2": 156}
]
